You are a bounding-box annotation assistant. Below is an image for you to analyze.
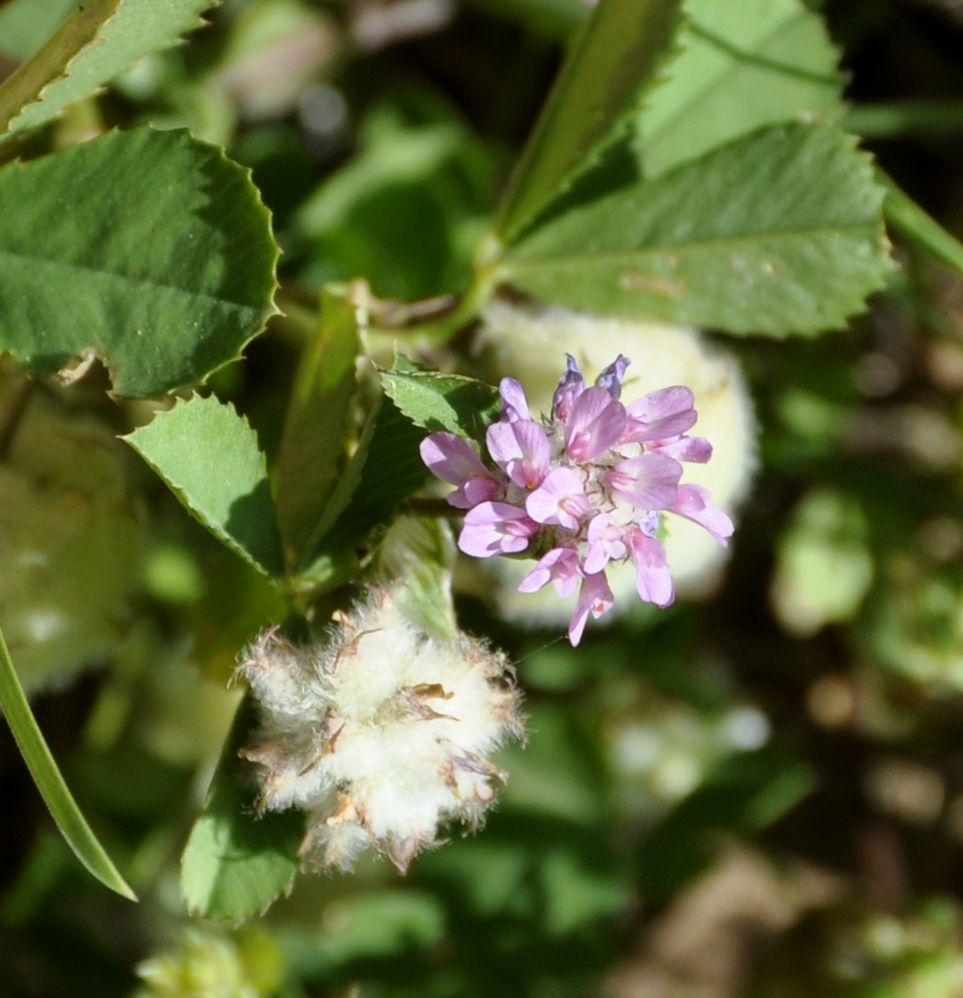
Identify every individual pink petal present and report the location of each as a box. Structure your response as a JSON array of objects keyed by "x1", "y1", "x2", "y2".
[
  {"x1": 499, "y1": 377, "x2": 531, "y2": 422},
  {"x1": 583, "y1": 513, "x2": 628, "y2": 574},
  {"x1": 623, "y1": 386, "x2": 698, "y2": 443},
  {"x1": 525, "y1": 467, "x2": 592, "y2": 529},
  {"x1": 486, "y1": 420, "x2": 551, "y2": 489},
  {"x1": 669, "y1": 485, "x2": 734, "y2": 546},
  {"x1": 518, "y1": 547, "x2": 581, "y2": 598},
  {"x1": 419, "y1": 432, "x2": 498, "y2": 509},
  {"x1": 606, "y1": 453, "x2": 683, "y2": 510},
  {"x1": 568, "y1": 572, "x2": 614, "y2": 646},
  {"x1": 650, "y1": 435, "x2": 712, "y2": 463},
  {"x1": 552, "y1": 354, "x2": 585, "y2": 422},
  {"x1": 458, "y1": 502, "x2": 538, "y2": 557},
  {"x1": 594, "y1": 355, "x2": 630, "y2": 399},
  {"x1": 564, "y1": 387, "x2": 627, "y2": 461},
  {"x1": 627, "y1": 529, "x2": 675, "y2": 607}
]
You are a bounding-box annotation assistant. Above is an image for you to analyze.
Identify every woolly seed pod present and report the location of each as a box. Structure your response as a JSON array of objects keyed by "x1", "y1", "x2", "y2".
[{"x1": 237, "y1": 584, "x2": 524, "y2": 873}]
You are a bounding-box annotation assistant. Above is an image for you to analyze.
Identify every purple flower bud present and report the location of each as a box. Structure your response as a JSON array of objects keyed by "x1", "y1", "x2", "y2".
[
  {"x1": 627, "y1": 529, "x2": 674, "y2": 607},
  {"x1": 583, "y1": 513, "x2": 628, "y2": 574},
  {"x1": 552, "y1": 354, "x2": 586, "y2": 421},
  {"x1": 486, "y1": 420, "x2": 551, "y2": 490},
  {"x1": 605, "y1": 453, "x2": 683, "y2": 510},
  {"x1": 594, "y1": 354, "x2": 630, "y2": 399},
  {"x1": 669, "y1": 485, "x2": 734, "y2": 546},
  {"x1": 518, "y1": 547, "x2": 581, "y2": 598},
  {"x1": 525, "y1": 467, "x2": 592, "y2": 529},
  {"x1": 569, "y1": 572, "x2": 614, "y2": 646},
  {"x1": 564, "y1": 387, "x2": 627, "y2": 462},
  {"x1": 498, "y1": 377, "x2": 531, "y2": 422},
  {"x1": 622, "y1": 386, "x2": 697, "y2": 444},
  {"x1": 419, "y1": 432, "x2": 498, "y2": 509},
  {"x1": 458, "y1": 502, "x2": 538, "y2": 557}
]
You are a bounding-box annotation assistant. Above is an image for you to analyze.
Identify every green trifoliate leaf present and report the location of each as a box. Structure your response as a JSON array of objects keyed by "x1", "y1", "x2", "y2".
[
  {"x1": 636, "y1": 0, "x2": 844, "y2": 177},
  {"x1": 181, "y1": 695, "x2": 302, "y2": 922},
  {"x1": 0, "y1": 626, "x2": 136, "y2": 901},
  {"x1": 501, "y1": 124, "x2": 893, "y2": 336},
  {"x1": 125, "y1": 395, "x2": 284, "y2": 579},
  {"x1": 276, "y1": 285, "x2": 363, "y2": 567},
  {"x1": 494, "y1": 0, "x2": 683, "y2": 241},
  {"x1": 0, "y1": 0, "x2": 217, "y2": 137},
  {"x1": 0, "y1": 127, "x2": 278, "y2": 396},
  {"x1": 381, "y1": 369, "x2": 501, "y2": 441}
]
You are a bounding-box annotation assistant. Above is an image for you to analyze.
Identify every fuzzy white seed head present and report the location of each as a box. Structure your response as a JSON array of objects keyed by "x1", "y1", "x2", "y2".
[
  {"x1": 476, "y1": 300, "x2": 757, "y2": 621},
  {"x1": 236, "y1": 585, "x2": 524, "y2": 873}
]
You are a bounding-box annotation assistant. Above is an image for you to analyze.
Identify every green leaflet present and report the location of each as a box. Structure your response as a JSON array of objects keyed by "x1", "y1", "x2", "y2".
[
  {"x1": 636, "y1": 0, "x2": 844, "y2": 176},
  {"x1": 275, "y1": 285, "x2": 363, "y2": 567},
  {"x1": 0, "y1": 127, "x2": 278, "y2": 396},
  {"x1": 380, "y1": 369, "x2": 501, "y2": 441},
  {"x1": 0, "y1": 0, "x2": 218, "y2": 137},
  {"x1": 300, "y1": 379, "x2": 430, "y2": 576},
  {"x1": 494, "y1": 0, "x2": 683, "y2": 241},
  {"x1": 375, "y1": 515, "x2": 459, "y2": 641},
  {"x1": 180, "y1": 694, "x2": 302, "y2": 922},
  {"x1": 501, "y1": 124, "x2": 893, "y2": 336},
  {"x1": 125, "y1": 395, "x2": 285, "y2": 580},
  {"x1": 0, "y1": 626, "x2": 136, "y2": 901}
]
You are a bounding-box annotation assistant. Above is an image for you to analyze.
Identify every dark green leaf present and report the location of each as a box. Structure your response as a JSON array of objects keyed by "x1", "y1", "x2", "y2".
[
  {"x1": 125, "y1": 395, "x2": 285, "y2": 579},
  {"x1": 380, "y1": 369, "x2": 500, "y2": 440},
  {"x1": 181, "y1": 694, "x2": 302, "y2": 922},
  {"x1": 276, "y1": 285, "x2": 362, "y2": 566},
  {"x1": 302, "y1": 381, "x2": 429, "y2": 573},
  {"x1": 501, "y1": 124, "x2": 892, "y2": 335},
  {"x1": 0, "y1": 127, "x2": 278, "y2": 396},
  {"x1": 494, "y1": 0, "x2": 683, "y2": 241},
  {"x1": 0, "y1": 626, "x2": 136, "y2": 900}
]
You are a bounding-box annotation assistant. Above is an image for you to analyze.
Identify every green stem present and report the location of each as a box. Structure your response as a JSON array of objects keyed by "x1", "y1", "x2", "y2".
[{"x1": 879, "y1": 170, "x2": 963, "y2": 275}]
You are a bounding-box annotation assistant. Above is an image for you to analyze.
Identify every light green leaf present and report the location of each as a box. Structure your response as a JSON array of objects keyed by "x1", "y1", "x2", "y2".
[
  {"x1": 0, "y1": 0, "x2": 217, "y2": 137},
  {"x1": 0, "y1": 626, "x2": 136, "y2": 900},
  {"x1": 494, "y1": 0, "x2": 683, "y2": 241},
  {"x1": 0, "y1": 127, "x2": 278, "y2": 396},
  {"x1": 380, "y1": 369, "x2": 500, "y2": 440},
  {"x1": 636, "y1": 0, "x2": 844, "y2": 176},
  {"x1": 0, "y1": 0, "x2": 80, "y2": 61},
  {"x1": 125, "y1": 395, "x2": 284, "y2": 579},
  {"x1": 501, "y1": 124, "x2": 892, "y2": 335},
  {"x1": 276, "y1": 285, "x2": 363, "y2": 567},
  {"x1": 181, "y1": 694, "x2": 302, "y2": 922},
  {"x1": 376, "y1": 515, "x2": 458, "y2": 641}
]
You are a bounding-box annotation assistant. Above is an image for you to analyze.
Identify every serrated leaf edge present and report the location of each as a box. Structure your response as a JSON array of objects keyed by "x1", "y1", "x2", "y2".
[
  {"x1": 122, "y1": 394, "x2": 283, "y2": 578},
  {"x1": 3, "y1": 0, "x2": 222, "y2": 137}
]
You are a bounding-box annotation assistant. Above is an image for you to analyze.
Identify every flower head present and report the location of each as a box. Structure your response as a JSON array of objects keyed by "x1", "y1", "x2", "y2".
[
  {"x1": 421, "y1": 356, "x2": 734, "y2": 645},
  {"x1": 238, "y1": 584, "x2": 524, "y2": 874}
]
